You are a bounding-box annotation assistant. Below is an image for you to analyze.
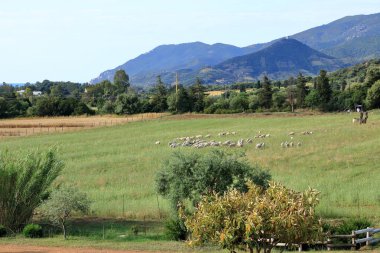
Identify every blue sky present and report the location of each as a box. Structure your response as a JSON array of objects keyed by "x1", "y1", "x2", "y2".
[{"x1": 1, "y1": 0, "x2": 379, "y2": 83}]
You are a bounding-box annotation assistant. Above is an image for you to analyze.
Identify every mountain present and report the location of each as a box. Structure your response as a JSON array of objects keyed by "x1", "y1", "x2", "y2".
[
  {"x1": 90, "y1": 42, "x2": 254, "y2": 85},
  {"x1": 246, "y1": 13, "x2": 380, "y2": 61},
  {"x1": 91, "y1": 12, "x2": 380, "y2": 86},
  {"x1": 197, "y1": 39, "x2": 345, "y2": 83}
]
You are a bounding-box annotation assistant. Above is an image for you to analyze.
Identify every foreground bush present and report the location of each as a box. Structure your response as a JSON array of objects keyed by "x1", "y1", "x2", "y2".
[
  {"x1": 0, "y1": 149, "x2": 63, "y2": 231},
  {"x1": 164, "y1": 217, "x2": 187, "y2": 241},
  {"x1": 182, "y1": 182, "x2": 322, "y2": 253},
  {"x1": 23, "y1": 224, "x2": 43, "y2": 238}
]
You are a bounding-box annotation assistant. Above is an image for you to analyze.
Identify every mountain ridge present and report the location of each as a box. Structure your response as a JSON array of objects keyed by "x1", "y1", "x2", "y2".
[{"x1": 91, "y1": 12, "x2": 380, "y2": 86}]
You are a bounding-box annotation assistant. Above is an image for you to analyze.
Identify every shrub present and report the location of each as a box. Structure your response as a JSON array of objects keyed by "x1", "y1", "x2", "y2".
[
  {"x1": 0, "y1": 225, "x2": 7, "y2": 237},
  {"x1": 156, "y1": 150, "x2": 271, "y2": 210},
  {"x1": 164, "y1": 217, "x2": 187, "y2": 241},
  {"x1": 0, "y1": 149, "x2": 63, "y2": 230},
  {"x1": 131, "y1": 225, "x2": 139, "y2": 236},
  {"x1": 335, "y1": 217, "x2": 372, "y2": 235},
  {"x1": 183, "y1": 181, "x2": 322, "y2": 253},
  {"x1": 23, "y1": 224, "x2": 43, "y2": 238}
]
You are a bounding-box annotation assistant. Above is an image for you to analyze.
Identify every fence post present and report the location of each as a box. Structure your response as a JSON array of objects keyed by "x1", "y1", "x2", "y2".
[
  {"x1": 352, "y1": 230, "x2": 356, "y2": 250},
  {"x1": 327, "y1": 238, "x2": 331, "y2": 251},
  {"x1": 366, "y1": 227, "x2": 370, "y2": 246}
]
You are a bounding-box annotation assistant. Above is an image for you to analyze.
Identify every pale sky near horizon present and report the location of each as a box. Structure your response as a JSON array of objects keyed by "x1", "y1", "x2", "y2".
[{"x1": 1, "y1": 0, "x2": 380, "y2": 83}]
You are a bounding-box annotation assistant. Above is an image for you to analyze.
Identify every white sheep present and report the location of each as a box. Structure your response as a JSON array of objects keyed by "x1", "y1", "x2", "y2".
[{"x1": 155, "y1": 141, "x2": 160, "y2": 145}]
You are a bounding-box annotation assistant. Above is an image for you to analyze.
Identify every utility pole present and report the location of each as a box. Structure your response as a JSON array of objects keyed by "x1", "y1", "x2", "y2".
[{"x1": 175, "y1": 73, "x2": 179, "y2": 113}]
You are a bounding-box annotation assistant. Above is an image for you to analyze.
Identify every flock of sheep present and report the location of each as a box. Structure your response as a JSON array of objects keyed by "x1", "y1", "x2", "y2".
[{"x1": 155, "y1": 130, "x2": 313, "y2": 150}]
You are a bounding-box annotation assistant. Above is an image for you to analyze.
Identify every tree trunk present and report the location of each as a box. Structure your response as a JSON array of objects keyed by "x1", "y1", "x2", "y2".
[{"x1": 62, "y1": 222, "x2": 66, "y2": 239}]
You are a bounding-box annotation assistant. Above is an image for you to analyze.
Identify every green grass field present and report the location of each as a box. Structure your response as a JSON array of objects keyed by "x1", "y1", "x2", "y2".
[{"x1": 1, "y1": 112, "x2": 379, "y2": 221}]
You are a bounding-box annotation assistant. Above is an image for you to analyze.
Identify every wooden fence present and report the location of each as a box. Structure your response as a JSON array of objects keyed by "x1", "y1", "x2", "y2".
[{"x1": 327, "y1": 227, "x2": 380, "y2": 250}]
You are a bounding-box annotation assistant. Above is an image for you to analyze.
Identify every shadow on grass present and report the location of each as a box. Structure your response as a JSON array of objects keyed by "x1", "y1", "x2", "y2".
[{"x1": 40, "y1": 217, "x2": 169, "y2": 242}]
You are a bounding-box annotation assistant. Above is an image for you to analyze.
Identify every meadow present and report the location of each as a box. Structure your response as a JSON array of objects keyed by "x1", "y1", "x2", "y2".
[{"x1": 0, "y1": 112, "x2": 379, "y2": 221}]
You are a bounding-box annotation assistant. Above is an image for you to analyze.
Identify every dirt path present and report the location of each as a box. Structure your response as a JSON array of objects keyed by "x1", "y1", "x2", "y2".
[{"x1": 0, "y1": 245, "x2": 156, "y2": 253}]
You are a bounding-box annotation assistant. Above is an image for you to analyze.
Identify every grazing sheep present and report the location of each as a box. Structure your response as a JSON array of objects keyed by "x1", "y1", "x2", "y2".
[
  {"x1": 231, "y1": 131, "x2": 236, "y2": 135},
  {"x1": 288, "y1": 132, "x2": 295, "y2": 136},
  {"x1": 196, "y1": 135, "x2": 202, "y2": 139},
  {"x1": 223, "y1": 140, "x2": 232, "y2": 146},
  {"x1": 256, "y1": 143, "x2": 265, "y2": 149},
  {"x1": 353, "y1": 118, "x2": 360, "y2": 123},
  {"x1": 205, "y1": 134, "x2": 211, "y2": 138},
  {"x1": 237, "y1": 139, "x2": 244, "y2": 147},
  {"x1": 246, "y1": 138, "x2": 253, "y2": 143},
  {"x1": 297, "y1": 142, "x2": 302, "y2": 147},
  {"x1": 155, "y1": 141, "x2": 160, "y2": 145}
]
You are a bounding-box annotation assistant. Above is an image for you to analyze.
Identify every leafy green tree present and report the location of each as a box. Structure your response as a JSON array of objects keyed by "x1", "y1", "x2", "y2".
[
  {"x1": 0, "y1": 97, "x2": 7, "y2": 118},
  {"x1": 40, "y1": 186, "x2": 91, "y2": 239},
  {"x1": 114, "y1": 93, "x2": 141, "y2": 115},
  {"x1": 365, "y1": 66, "x2": 380, "y2": 86},
  {"x1": 229, "y1": 94, "x2": 249, "y2": 112},
  {"x1": 365, "y1": 80, "x2": 380, "y2": 109},
  {"x1": 150, "y1": 76, "x2": 168, "y2": 112},
  {"x1": 168, "y1": 86, "x2": 191, "y2": 113},
  {"x1": 305, "y1": 89, "x2": 321, "y2": 109},
  {"x1": 113, "y1": 69, "x2": 130, "y2": 94},
  {"x1": 183, "y1": 182, "x2": 322, "y2": 253},
  {"x1": 189, "y1": 77, "x2": 206, "y2": 112},
  {"x1": 155, "y1": 150, "x2": 271, "y2": 210},
  {"x1": 272, "y1": 90, "x2": 287, "y2": 111},
  {"x1": 0, "y1": 149, "x2": 63, "y2": 231},
  {"x1": 315, "y1": 70, "x2": 332, "y2": 111},
  {"x1": 100, "y1": 100, "x2": 115, "y2": 114},
  {"x1": 73, "y1": 102, "x2": 95, "y2": 116},
  {"x1": 296, "y1": 73, "x2": 308, "y2": 107},
  {"x1": 258, "y1": 76, "x2": 273, "y2": 109},
  {"x1": 50, "y1": 85, "x2": 66, "y2": 98}
]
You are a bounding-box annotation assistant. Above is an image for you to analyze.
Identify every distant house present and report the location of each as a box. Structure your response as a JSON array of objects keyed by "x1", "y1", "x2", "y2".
[
  {"x1": 16, "y1": 89, "x2": 25, "y2": 95},
  {"x1": 32, "y1": 91, "x2": 42, "y2": 96}
]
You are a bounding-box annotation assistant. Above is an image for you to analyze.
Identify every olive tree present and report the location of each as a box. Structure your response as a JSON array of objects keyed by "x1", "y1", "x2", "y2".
[
  {"x1": 0, "y1": 149, "x2": 63, "y2": 231},
  {"x1": 183, "y1": 182, "x2": 322, "y2": 253},
  {"x1": 40, "y1": 186, "x2": 91, "y2": 239},
  {"x1": 155, "y1": 150, "x2": 271, "y2": 210}
]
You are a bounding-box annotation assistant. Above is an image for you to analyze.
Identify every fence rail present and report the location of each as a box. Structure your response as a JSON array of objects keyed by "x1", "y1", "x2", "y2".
[{"x1": 327, "y1": 227, "x2": 380, "y2": 251}]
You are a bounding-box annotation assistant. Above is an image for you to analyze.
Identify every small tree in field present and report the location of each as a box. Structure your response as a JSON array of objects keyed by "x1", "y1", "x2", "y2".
[
  {"x1": 156, "y1": 150, "x2": 271, "y2": 210},
  {"x1": 183, "y1": 182, "x2": 322, "y2": 253},
  {"x1": 40, "y1": 187, "x2": 91, "y2": 239}
]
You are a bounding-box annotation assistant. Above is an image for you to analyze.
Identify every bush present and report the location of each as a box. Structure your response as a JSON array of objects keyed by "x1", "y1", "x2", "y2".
[
  {"x1": 23, "y1": 224, "x2": 43, "y2": 238},
  {"x1": 156, "y1": 150, "x2": 271, "y2": 210},
  {"x1": 0, "y1": 149, "x2": 63, "y2": 230},
  {"x1": 0, "y1": 225, "x2": 7, "y2": 237},
  {"x1": 335, "y1": 217, "x2": 372, "y2": 235},
  {"x1": 131, "y1": 225, "x2": 139, "y2": 236},
  {"x1": 165, "y1": 217, "x2": 187, "y2": 241},
  {"x1": 325, "y1": 217, "x2": 372, "y2": 245}
]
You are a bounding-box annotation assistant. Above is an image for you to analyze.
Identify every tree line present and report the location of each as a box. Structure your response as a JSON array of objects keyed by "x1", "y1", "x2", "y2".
[{"x1": 1, "y1": 59, "x2": 380, "y2": 118}]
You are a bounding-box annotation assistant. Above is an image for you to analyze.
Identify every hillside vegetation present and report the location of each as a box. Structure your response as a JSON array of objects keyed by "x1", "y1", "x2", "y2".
[{"x1": 0, "y1": 112, "x2": 379, "y2": 220}]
